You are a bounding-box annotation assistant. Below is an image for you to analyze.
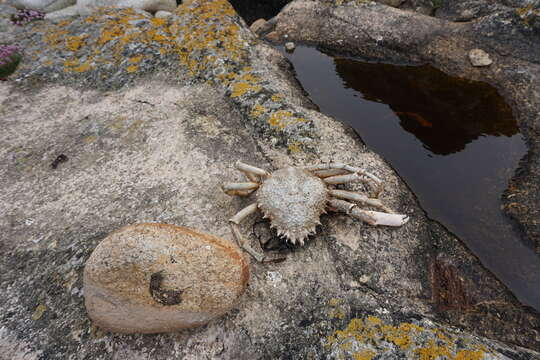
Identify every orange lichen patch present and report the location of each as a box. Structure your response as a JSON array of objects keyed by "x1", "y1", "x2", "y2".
[
  {"x1": 326, "y1": 316, "x2": 493, "y2": 360},
  {"x1": 268, "y1": 110, "x2": 306, "y2": 129},
  {"x1": 353, "y1": 350, "x2": 376, "y2": 360},
  {"x1": 151, "y1": 17, "x2": 168, "y2": 27},
  {"x1": 126, "y1": 65, "x2": 138, "y2": 73},
  {"x1": 230, "y1": 81, "x2": 261, "y2": 98},
  {"x1": 36, "y1": 6, "x2": 177, "y2": 74},
  {"x1": 25, "y1": 0, "x2": 312, "y2": 146},
  {"x1": 269, "y1": 110, "x2": 292, "y2": 128},
  {"x1": 170, "y1": 0, "x2": 253, "y2": 77},
  {"x1": 66, "y1": 35, "x2": 87, "y2": 51},
  {"x1": 98, "y1": 25, "x2": 125, "y2": 44},
  {"x1": 250, "y1": 104, "x2": 266, "y2": 118},
  {"x1": 271, "y1": 93, "x2": 284, "y2": 102},
  {"x1": 44, "y1": 28, "x2": 69, "y2": 48},
  {"x1": 414, "y1": 339, "x2": 452, "y2": 359},
  {"x1": 73, "y1": 61, "x2": 93, "y2": 73},
  {"x1": 454, "y1": 350, "x2": 487, "y2": 360},
  {"x1": 128, "y1": 55, "x2": 143, "y2": 64},
  {"x1": 63, "y1": 58, "x2": 80, "y2": 72}
]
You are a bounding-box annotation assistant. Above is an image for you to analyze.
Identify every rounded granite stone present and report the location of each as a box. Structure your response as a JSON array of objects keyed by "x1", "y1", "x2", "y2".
[{"x1": 83, "y1": 223, "x2": 249, "y2": 334}]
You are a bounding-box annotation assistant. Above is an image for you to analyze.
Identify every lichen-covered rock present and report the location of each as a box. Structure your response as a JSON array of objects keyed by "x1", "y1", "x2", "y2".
[
  {"x1": 1, "y1": 0, "x2": 540, "y2": 357},
  {"x1": 326, "y1": 315, "x2": 531, "y2": 360},
  {"x1": 84, "y1": 223, "x2": 249, "y2": 333}
]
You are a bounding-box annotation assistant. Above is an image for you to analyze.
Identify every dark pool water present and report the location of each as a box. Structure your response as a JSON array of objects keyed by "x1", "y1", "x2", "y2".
[
  {"x1": 280, "y1": 45, "x2": 540, "y2": 311},
  {"x1": 228, "y1": 0, "x2": 291, "y2": 25}
]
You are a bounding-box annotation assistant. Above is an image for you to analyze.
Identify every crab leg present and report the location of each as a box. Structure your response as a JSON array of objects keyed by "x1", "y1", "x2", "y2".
[
  {"x1": 305, "y1": 163, "x2": 383, "y2": 196},
  {"x1": 229, "y1": 203, "x2": 284, "y2": 263},
  {"x1": 312, "y1": 169, "x2": 349, "y2": 178},
  {"x1": 328, "y1": 199, "x2": 409, "y2": 227},
  {"x1": 236, "y1": 161, "x2": 269, "y2": 182},
  {"x1": 329, "y1": 189, "x2": 393, "y2": 213},
  {"x1": 222, "y1": 182, "x2": 259, "y2": 196}
]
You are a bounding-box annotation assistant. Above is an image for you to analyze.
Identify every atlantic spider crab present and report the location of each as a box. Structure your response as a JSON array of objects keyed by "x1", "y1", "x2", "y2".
[{"x1": 222, "y1": 161, "x2": 409, "y2": 262}]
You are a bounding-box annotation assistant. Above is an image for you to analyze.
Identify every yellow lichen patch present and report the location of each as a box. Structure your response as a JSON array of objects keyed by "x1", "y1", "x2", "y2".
[
  {"x1": 287, "y1": 141, "x2": 303, "y2": 153},
  {"x1": 328, "y1": 307, "x2": 346, "y2": 320},
  {"x1": 99, "y1": 25, "x2": 125, "y2": 44},
  {"x1": 328, "y1": 298, "x2": 342, "y2": 307},
  {"x1": 353, "y1": 350, "x2": 376, "y2": 360},
  {"x1": 516, "y1": 3, "x2": 534, "y2": 17},
  {"x1": 230, "y1": 81, "x2": 261, "y2": 98},
  {"x1": 251, "y1": 104, "x2": 266, "y2": 118},
  {"x1": 454, "y1": 350, "x2": 487, "y2": 360},
  {"x1": 66, "y1": 35, "x2": 87, "y2": 51},
  {"x1": 128, "y1": 55, "x2": 143, "y2": 64},
  {"x1": 268, "y1": 110, "x2": 306, "y2": 129},
  {"x1": 83, "y1": 135, "x2": 97, "y2": 144},
  {"x1": 151, "y1": 17, "x2": 168, "y2": 27},
  {"x1": 63, "y1": 58, "x2": 79, "y2": 71},
  {"x1": 73, "y1": 61, "x2": 92, "y2": 73},
  {"x1": 44, "y1": 28, "x2": 69, "y2": 48},
  {"x1": 414, "y1": 339, "x2": 452, "y2": 360},
  {"x1": 170, "y1": 0, "x2": 253, "y2": 77},
  {"x1": 271, "y1": 93, "x2": 284, "y2": 102},
  {"x1": 269, "y1": 110, "x2": 292, "y2": 128},
  {"x1": 31, "y1": 304, "x2": 46, "y2": 321},
  {"x1": 126, "y1": 65, "x2": 138, "y2": 73},
  {"x1": 326, "y1": 316, "x2": 493, "y2": 360}
]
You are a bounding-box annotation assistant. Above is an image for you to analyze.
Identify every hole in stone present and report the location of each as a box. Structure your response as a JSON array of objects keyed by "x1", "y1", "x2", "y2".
[
  {"x1": 228, "y1": 0, "x2": 292, "y2": 25},
  {"x1": 279, "y1": 45, "x2": 540, "y2": 311}
]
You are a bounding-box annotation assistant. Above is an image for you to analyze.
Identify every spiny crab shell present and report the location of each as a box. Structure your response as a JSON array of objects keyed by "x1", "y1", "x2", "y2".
[
  {"x1": 224, "y1": 161, "x2": 408, "y2": 261},
  {"x1": 256, "y1": 167, "x2": 328, "y2": 244}
]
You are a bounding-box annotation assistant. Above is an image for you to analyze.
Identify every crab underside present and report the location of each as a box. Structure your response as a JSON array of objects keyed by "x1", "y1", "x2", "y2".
[{"x1": 223, "y1": 161, "x2": 409, "y2": 262}]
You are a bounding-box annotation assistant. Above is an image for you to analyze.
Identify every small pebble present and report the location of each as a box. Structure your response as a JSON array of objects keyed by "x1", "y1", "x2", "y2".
[
  {"x1": 155, "y1": 10, "x2": 172, "y2": 19},
  {"x1": 468, "y1": 49, "x2": 492, "y2": 67},
  {"x1": 265, "y1": 31, "x2": 280, "y2": 44},
  {"x1": 249, "y1": 18, "x2": 267, "y2": 35},
  {"x1": 285, "y1": 42, "x2": 296, "y2": 52}
]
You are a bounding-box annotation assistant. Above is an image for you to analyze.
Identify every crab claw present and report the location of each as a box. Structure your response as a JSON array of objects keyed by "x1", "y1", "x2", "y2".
[{"x1": 362, "y1": 211, "x2": 409, "y2": 227}]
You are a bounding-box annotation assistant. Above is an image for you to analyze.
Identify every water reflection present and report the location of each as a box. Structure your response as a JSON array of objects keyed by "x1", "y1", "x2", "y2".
[
  {"x1": 335, "y1": 60, "x2": 518, "y2": 155},
  {"x1": 280, "y1": 46, "x2": 540, "y2": 310}
]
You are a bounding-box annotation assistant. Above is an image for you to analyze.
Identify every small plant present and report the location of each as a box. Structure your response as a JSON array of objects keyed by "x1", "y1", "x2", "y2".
[
  {"x1": 0, "y1": 45, "x2": 22, "y2": 80},
  {"x1": 431, "y1": 0, "x2": 443, "y2": 9},
  {"x1": 10, "y1": 9, "x2": 45, "y2": 26}
]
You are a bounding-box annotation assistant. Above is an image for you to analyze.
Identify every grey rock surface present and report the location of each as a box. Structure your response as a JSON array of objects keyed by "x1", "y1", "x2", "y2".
[
  {"x1": 0, "y1": 0, "x2": 539, "y2": 358},
  {"x1": 249, "y1": 18, "x2": 267, "y2": 35}
]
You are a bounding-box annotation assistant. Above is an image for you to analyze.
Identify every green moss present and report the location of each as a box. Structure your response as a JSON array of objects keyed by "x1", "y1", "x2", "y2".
[{"x1": 431, "y1": 0, "x2": 443, "y2": 10}]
